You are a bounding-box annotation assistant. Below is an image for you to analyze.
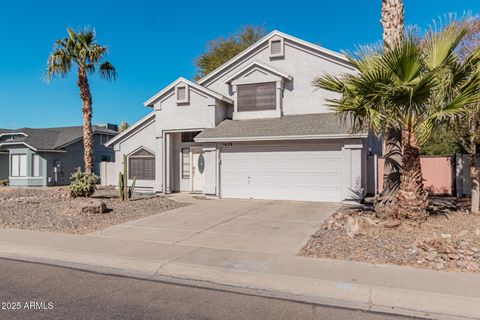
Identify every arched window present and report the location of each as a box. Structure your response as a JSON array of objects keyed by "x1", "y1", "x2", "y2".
[{"x1": 128, "y1": 148, "x2": 155, "y2": 180}]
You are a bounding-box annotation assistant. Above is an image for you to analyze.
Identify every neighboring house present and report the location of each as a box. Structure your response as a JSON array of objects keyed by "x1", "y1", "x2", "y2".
[
  {"x1": 0, "y1": 125, "x2": 117, "y2": 186},
  {"x1": 106, "y1": 30, "x2": 382, "y2": 202}
]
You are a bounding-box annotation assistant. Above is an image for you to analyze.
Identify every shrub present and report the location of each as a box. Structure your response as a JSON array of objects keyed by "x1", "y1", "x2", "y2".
[
  {"x1": 69, "y1": 169, "x2": 98, "y2": 198},
  {"x1": 0, "y1": 179, "x2": 8, "y2": 187}
]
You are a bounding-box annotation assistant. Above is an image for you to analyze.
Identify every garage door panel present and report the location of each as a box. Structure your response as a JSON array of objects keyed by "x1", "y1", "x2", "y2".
[{"x1": 220, "y1": 143, "x2": 343, "y2": 202}]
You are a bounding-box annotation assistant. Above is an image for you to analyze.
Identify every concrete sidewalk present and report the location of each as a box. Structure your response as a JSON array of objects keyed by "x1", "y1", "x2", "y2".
[{"x1": 0, "y1": 227, "x2": 479, "y2": 320}]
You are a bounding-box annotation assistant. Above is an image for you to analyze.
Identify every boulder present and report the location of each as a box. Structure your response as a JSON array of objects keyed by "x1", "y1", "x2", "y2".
[
  {"x1": 80, "y1": 199, "x2": 107, "y2": 214},
  {"x1": 384, "y1": 219, "x2": 402, "y2": 228}
]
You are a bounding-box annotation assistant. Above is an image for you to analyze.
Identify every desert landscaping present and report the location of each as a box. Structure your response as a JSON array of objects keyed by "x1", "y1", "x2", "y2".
[
  {"x1": 0, "y1": 187, "x2": 189, "y2": 234},
  {"x1": 300, "y1": 197, "x2": 480, "y2": 274}
]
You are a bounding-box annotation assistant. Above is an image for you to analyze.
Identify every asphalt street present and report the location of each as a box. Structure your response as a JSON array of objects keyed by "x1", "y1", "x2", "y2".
[{"x1": 0, "y1": 258, "x2": 419, "y2": 320}]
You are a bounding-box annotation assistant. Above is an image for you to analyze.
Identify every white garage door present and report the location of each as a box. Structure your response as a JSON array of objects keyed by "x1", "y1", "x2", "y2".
[{"x1": 220, "y1": 142, "x2": 343, "y2": 202}]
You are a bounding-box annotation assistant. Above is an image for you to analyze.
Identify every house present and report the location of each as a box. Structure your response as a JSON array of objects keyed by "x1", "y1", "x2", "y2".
[
  {"x1": 106, "y1": 30, "x2": 382, "y2": 202},
  {"x1": 0, "y1": 125, "x2": 118, "y2": 186}
]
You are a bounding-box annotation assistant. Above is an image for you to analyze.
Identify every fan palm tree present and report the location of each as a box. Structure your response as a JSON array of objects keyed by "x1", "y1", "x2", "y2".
[
  {"x1": 379, "y1": 0, "x2": 405, "y2": 205},
  {"x1": 46, "y1": 27, "x2": 116, "y2": 174},
  {"x1": 314, "y1": 24, "x2": 480, "y2": 220}
]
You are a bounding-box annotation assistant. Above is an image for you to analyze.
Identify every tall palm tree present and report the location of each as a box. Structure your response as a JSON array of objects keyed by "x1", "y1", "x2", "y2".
[
  {"x1": 314, "y1": 25, "x2": 480, "y2": 221},
  {"x1": 379, "y1": 0, "x2": 405, "y2": 205},
  {"x1": 46, "y1": 27, "x2": 116, "y2": 174}
]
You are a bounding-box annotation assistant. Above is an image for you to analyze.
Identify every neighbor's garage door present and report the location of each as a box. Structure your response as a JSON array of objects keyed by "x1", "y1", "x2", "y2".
[{"x1": 220, "y1": 142, "x2": 343, "y2": 202}]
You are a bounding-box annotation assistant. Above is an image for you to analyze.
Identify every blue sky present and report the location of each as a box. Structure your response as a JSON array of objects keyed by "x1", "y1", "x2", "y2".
[{"x1": 0, "y1": 0, "x2": 478, "y2": 129}]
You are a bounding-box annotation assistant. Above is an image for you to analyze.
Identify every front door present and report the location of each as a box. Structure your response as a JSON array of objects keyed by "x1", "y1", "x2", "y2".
[{"x1": 192, "y1": 149, "x2": 205, "y2": 192}]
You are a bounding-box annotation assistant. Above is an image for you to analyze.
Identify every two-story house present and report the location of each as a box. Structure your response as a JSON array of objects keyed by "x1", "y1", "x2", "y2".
[{"x1": 106, "y1": 30, "x2": 382, "y2": 202}]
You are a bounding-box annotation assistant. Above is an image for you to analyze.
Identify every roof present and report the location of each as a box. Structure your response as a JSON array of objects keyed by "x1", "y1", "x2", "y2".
[
  {"x1": 194, "y1": 113, "x2": 367, "y2": 142},
  {"x1": 197, "y1": 30, "x2": 352, "y2": 86},
  {"x1": 144, "y1": 77, "x2": 233, "y2": 107},
  {"x1": 0, "y1": 125, "x2": 117, "y2": 151},
  {"x1": 105, "y1": 112, "x2": 155, "y2": 147}
]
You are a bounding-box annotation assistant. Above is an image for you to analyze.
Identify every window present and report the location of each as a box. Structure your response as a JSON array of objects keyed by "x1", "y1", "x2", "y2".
[
  {"x1": 128, "y1": 149, "x2": 155, "y2": 180},
  {"x1": 11, "y1": 154, "x2": 27, "y2": 177},
  {"x1": 101, "y1": 155, "x2": 112, "y2": 162},
  {"x1": 237, "y1": 83, "x2": 276, "y2": 112},
  {"x1": 175, "y1": 84, "x2": 189, "y2": 104},
  {"x1": 32, "y1": 154, "x2": 40, "y2": 177},
  {"x1": 100, "y1": 134, "x2": 112, "y2": 145},
  {"x1": 181, "y1": 131, "x2": 201, "y2": 143},
  {"x1": 182, "y1": 148, "x2": 190, "y2": 179}
]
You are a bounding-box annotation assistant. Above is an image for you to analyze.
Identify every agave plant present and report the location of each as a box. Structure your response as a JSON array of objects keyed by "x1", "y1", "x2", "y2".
[{"x1": 315, "y1": 23, "x2": 480, "y2": 221}]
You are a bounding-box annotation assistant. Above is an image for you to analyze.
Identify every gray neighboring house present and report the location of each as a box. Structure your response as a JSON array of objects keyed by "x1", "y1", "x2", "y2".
[
  {"x1": 0, "y1": 125, "x2": 117, "y2": 186},
  {"x1": 106, "y1": 30, "x2": 383, "y2": 202}
]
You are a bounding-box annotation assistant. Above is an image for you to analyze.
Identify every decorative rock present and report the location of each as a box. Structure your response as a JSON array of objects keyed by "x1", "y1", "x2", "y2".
[
  {"x1": 425, "y1": 252, "x2": 436, "y2": 261},
  {"x1": 80, "y1": 199, "x2": 107, "y2": 214},
  {"x1": 448, "y1": 254, "x2": 460, "y2": 260},
  {"x1": 440, "y1": 233, "x2": 451, "y2": 239},
  {"x1": 345, "y1": 217, "x2": 360, "y2": 238},
  {"x1": 456, "y1": 261, "x2": 467, "y2": 268},
  {"x1": 458, "y1": 230, "x2": 469, "y2": 237},
  {"x1": 435, "y1": 262, "x2": 445, "y2": 270},
  {"x1": 384, "y1": 219, "x2": 401, "y2": 228}
]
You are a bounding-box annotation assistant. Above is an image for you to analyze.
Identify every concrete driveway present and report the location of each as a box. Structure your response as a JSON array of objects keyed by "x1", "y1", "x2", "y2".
[{"x1": 95, "y1": 195, "x2": 339, "y2": 255}]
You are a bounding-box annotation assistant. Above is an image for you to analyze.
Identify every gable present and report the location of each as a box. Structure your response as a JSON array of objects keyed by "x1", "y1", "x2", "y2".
[
  {"x1": 198, "y1": 30, "x2": 352, "y2": 88},
  {"x1": 199, "y1": 32, "x2": 356, "y2": 116}
]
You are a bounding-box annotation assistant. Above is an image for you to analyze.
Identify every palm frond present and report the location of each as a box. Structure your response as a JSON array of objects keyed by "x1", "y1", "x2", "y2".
[{"x1": 99, "y1": 61, "x2": 117, "y2": 81}]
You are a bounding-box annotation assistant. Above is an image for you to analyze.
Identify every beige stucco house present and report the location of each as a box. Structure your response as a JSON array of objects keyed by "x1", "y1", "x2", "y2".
[{"x1": 106, "y1": 30, "x2": 382, "y2": 202}]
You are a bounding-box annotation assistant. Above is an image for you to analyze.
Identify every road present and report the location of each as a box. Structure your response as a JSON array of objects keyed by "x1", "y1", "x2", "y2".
[{"x1": 0, "y1": 258, "x2": 418, "y2": 320}]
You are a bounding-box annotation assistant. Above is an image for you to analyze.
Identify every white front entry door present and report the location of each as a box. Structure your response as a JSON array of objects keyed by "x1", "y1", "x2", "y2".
[
  {"x1": 192, "y1": 150, "x2": 206, "y2": 192},
  {"x1": 220, "y1": 142, "x2": 343, "y2": 202}
]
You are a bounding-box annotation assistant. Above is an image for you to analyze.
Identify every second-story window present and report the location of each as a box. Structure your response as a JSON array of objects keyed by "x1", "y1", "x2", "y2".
[{"x1": 237, "y1": 83, "x2": 276, "y2": 112}]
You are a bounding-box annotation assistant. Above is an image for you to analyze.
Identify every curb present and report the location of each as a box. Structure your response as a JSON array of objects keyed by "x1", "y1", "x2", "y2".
[{"x1": 1, "y1": 243, "x2": 478, "y2": 320}]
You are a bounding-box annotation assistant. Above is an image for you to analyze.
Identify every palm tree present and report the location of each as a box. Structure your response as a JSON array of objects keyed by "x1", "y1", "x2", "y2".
[
  {"x1": 379, "y1": 0, "x2": 405, "y2": 205},
  {"x1": 314, "y1": 24, "x2": 480, "y2": 221},
  {"x1": 46, "y1": 27, "x2": 116, "y2": 174}
]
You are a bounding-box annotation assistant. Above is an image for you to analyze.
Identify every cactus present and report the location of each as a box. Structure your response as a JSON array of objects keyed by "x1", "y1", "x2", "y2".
[{"x1": 119, "y1": 154, "x2": 136, "y2": 201}]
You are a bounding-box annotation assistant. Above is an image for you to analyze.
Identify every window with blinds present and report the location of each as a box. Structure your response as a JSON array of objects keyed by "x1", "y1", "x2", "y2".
[
  {"x1": 11, "y1": 154, "x2": 27, "y2": 177},
  {"x1": 181, "y1": 148, "x2": 190, "y2": 179},
  {"x1": 237, "y1": 83, "x2": 276, "y2": 112},
  {"x1": 128, "y1": 149, "x2": 155, "y2": 180}
]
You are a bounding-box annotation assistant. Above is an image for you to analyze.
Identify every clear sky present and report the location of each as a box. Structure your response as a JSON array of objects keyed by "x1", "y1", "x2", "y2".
[{"x1": 0, "y1": 0, "x2": 478, "y2": 129}]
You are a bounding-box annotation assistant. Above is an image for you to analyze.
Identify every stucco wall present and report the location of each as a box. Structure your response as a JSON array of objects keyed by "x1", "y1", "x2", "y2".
[
  {"x1": 8, "y1": 146, "x2": 46, "y2": 187},
  {"x1": 202, "y1": 39, "x2": 355, "y2": 116},
  {"x1": 43, "y1": 135, "x2": 115, "y2": 186},
  {"x1": 114, "y1": 120, "x2": 161, "y2": 191},
  {"x1": 153, "y1": 87, "x2": 224, "y2": 133}
]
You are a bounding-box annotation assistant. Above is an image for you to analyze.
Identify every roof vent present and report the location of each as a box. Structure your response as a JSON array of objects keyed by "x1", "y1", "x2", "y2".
[
  {"x1": 269, "y1": 37, "x2": 284, "y2": 58},
  {"x1": 175, "y1": 84, "x2": 189, "y2": 104}
]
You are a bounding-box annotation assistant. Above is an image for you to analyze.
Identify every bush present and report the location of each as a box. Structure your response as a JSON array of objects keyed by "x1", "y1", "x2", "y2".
[
  {"x1": 0, "y1": 179, "x2": 8, "y2": 187},
  {"x1": 69, "y1": 169, "x2": 99, "y2": 198}
]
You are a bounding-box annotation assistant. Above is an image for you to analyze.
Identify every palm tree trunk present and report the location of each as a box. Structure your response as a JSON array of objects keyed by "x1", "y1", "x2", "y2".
[
  {"x1": 381, "y1": 0, "x2": 405, "y2": 49},
  {"x1": 469, "y1": 141, "x2": 480, "y2": 214},
  {"x1": 378, "y1": 0, "x2": 404, "y2": 206},
  {"x1": 396, "y1": 128, "x2": 428, "y2": 220},
  {"x1": 78, "y1": 68, "x2": 94, "y2": 174}
]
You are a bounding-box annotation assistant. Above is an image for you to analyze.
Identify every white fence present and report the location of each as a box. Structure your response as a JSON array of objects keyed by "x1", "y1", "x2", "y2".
[{"x1": 99, "y1": 162, "x2": 116, "y2": 186}]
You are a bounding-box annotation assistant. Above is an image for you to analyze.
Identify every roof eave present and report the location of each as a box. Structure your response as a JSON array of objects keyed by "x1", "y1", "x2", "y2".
[
  {"x1": 195, "y1": 133, "x2": 368, "y2": 143},
  {"x1": 143, "y1": 77, "x2": 233, "y2": 107}
]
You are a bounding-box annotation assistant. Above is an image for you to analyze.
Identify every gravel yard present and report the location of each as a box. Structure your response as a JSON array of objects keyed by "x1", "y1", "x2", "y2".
[
  {"x1": 299, "y1": 197, "x2": 480, "y2": 274},
  {"x1": 0, "y1": 187, "x2": 189, "y2": 234}
]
